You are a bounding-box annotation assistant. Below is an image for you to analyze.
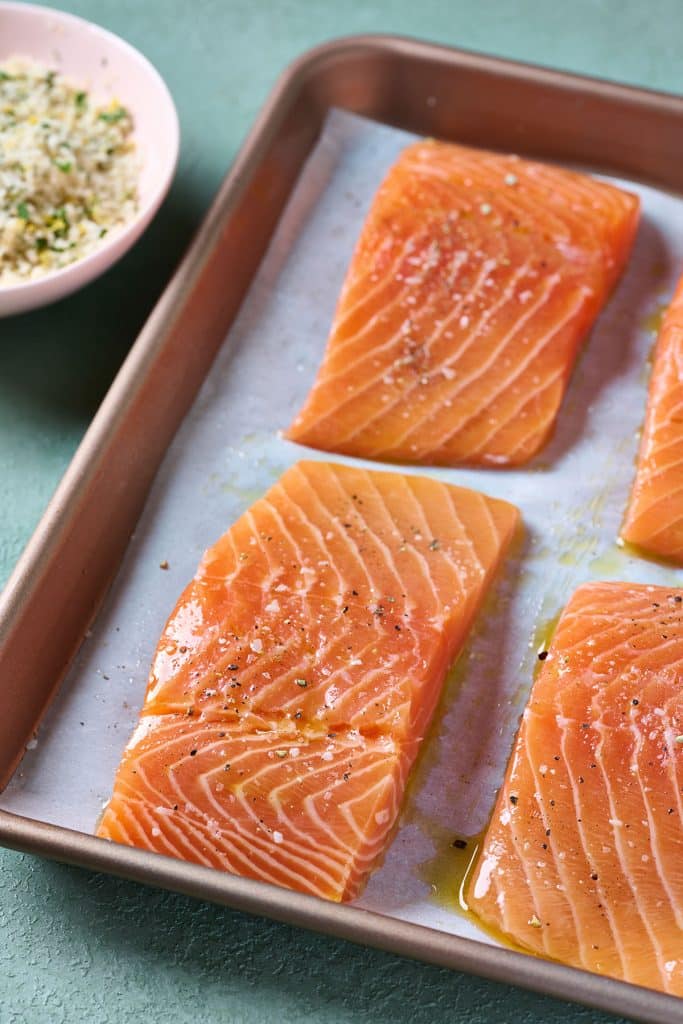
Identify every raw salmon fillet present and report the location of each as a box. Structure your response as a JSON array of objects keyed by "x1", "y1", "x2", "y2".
[
  {"x1": 467, "y1": 581, "x2": 683, "y2": 994},
  {"x1": 622, "y1": 277, "x2": 683, "y2": 562},
  {"x1": 287, "y1": 141, "x2": 639, "y2": 467},
  {"x1": 98, "y1": 460, "x2": 519, "y2": 901}
]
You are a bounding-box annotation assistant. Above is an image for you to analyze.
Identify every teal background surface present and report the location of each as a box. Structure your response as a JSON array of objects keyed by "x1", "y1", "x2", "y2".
[{"x1": 1, "y1": 2, "x2": 680, "y2": 1021}]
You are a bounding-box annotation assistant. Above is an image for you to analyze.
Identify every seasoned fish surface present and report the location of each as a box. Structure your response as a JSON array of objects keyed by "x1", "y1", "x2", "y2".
[
  {"x1": 287, "y1": 141, "x2": 639, "y2": 466},
  {"x1": 468, "y1": 581, "x2": 683, "y2": 994},
  {"x1": 98, "y1": 461, "x2": 519, "y2": 901}
]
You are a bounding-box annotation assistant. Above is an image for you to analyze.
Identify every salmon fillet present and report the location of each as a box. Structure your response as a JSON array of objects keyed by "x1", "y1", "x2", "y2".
[
  {"x1": 98, "y1": 460, "x2": 519, "y2": 901},
  {"x1": 286, "y1": 141, "x2": 639, "y2": 467},
  {"x1": 467, "y1": 581, "x2": 683, "y2": 994},
  {"x1": 621, "y1": 277, "x2": 683, "y2": 562}
]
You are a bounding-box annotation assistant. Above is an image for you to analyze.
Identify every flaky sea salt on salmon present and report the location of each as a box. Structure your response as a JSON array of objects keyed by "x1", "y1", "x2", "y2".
[
  {"x1": 467, "y1": 581, "x2": 683, "y2": 994},
  {"x1": 621, "y1": 276, "x2": 683, "y2": 562},
  {"x1": 287, "y1": 141, "x2": 639, "y2": 467},
  {"x1": 97, "y1": 461, "x2": 519, "y2": 901}
]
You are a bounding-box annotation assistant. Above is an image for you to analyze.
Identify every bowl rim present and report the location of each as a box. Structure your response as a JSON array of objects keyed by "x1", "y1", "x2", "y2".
[{"x1": 0, "y1": 0, "x2": 181, "y2": 298}]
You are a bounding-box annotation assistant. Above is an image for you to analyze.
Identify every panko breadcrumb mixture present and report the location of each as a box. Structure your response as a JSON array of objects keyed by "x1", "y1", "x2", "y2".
[{"x1": 0, "y1": 59, "x2": 139, "y2": 284}]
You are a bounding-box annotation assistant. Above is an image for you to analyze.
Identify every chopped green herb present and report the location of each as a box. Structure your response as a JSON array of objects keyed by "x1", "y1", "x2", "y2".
[
  {"x1": 295, "y1": 678, "x2": 308, "y2": 688},
  {"x1": 0, "y1": 59, "x2": 138, "y2": 283},
  {"x1": 52, "y1": 208, "x2": 69, "y2": 236},
  {"x1": 98, "y1": 107, "x2": 127, "y2": 124}
]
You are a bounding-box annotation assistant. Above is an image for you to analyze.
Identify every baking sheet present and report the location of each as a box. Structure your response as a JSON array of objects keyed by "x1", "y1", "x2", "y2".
[{"x1": 3, "y1": 108, "x2": 683, "y2": 950}]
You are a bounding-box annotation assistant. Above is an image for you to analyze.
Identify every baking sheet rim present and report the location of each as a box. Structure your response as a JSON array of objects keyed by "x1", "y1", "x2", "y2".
[
  {"x1": 0, "y1": 806, "x2": 677, "y2": 1022},
  {"x1": 1, "y1": 34, "x2": 683, "y2": 1023}
]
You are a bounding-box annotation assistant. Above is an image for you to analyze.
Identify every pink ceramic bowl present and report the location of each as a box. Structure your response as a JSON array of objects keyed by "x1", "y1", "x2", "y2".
[{"x1": 0, "y1": 2, "x2": 180, "y2": 316}]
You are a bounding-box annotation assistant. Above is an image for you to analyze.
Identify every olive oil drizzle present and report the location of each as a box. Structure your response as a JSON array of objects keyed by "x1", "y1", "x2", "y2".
[{"x1": 414, "y1": 609, "x2": 567, "y2": 954}]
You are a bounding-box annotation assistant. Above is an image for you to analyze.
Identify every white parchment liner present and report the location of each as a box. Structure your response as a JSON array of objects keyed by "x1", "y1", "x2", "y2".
[{"x1": 3, "y1": 110, "x2": 683, "y2": 946}]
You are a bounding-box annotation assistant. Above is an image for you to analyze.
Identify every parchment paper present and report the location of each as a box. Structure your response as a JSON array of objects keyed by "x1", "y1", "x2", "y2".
[{"x1": 3, "y1": 109, "x2": 683, "y2": 946}]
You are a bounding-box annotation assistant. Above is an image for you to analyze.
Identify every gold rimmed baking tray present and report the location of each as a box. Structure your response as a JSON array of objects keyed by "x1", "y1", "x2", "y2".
[{"x1": 0, "y1": 35, "x2": 682, "y2": 1024}]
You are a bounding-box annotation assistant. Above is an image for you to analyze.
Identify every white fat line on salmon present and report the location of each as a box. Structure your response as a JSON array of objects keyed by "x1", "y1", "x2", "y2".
[
  {"x1": 471, "y1": 364, "x2": 565, "y2": 462},
  {"x1": 554, "y1": 706, "x2": 627, "y2": 972},
  {"x1": 308, "y1": 270, "x2": 446, "y2": 400},
  {"x1": 520, "y1": 737, "x2": 584, "y2": 961},
  {"x1": 334, "y1": 232, "x2": 428, "y2": 329},
  {"x1": 330, "y1": 249, "x2": 449, "y2": 360},
  {"x1": 421, "y1": 282, "x2": 591, "y2": 459},
  {"x1": 592, "y1": 718, "x2": 669, "y2": 981},
  {"x1": 393, "y1": 272, "x2": 566, "y2": 456},
  {"x1": 344, "y1": 256, "x2": 524, "y2": 447},
  {"x1": 327, "y1": 254, "x2": 502, "y2": 439},
  {"x1": 628, "y1": 714, "x2": 683, "y2": 933}
]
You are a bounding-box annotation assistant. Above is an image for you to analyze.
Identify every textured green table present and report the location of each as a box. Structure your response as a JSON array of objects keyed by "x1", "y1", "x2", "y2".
[{"x1": 1, "y1": 1, "x2": 680, "y2": 1021}]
